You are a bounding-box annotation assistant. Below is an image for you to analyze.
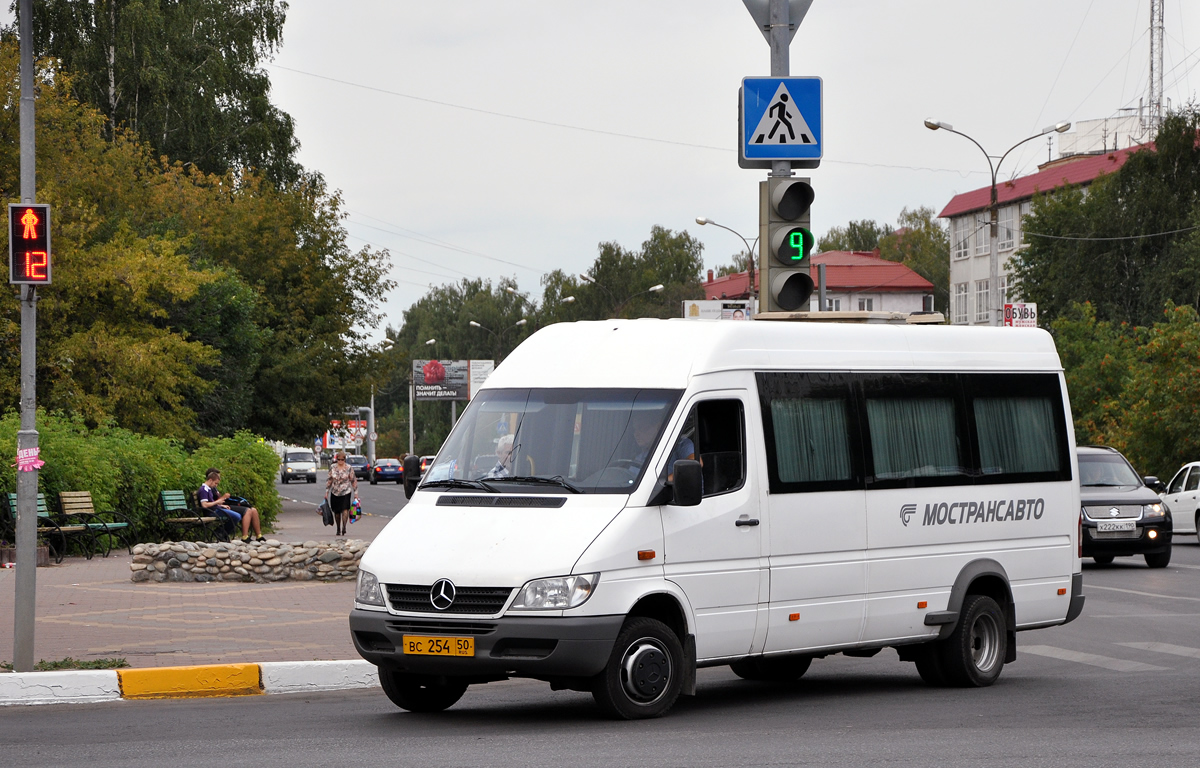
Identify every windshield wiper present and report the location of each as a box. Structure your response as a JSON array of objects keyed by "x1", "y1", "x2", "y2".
[
  {"x1": 487, "y1": 475, "x2": 583, "y2": 494},
  {"x1": 420, "y1": 479, "x2": 499, "y2": 492},
  {"x1": 1082, "y1": 482, "x2": 1130, "y2": 487}
]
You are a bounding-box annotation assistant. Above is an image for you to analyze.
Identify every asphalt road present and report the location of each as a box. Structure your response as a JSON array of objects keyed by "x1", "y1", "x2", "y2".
[
  {"x1": 276, "y1": 468, "x2": 410, "y2": 521},
  {"x1": 7, "y1": 541, "x2": 1200, "y2": 766}
]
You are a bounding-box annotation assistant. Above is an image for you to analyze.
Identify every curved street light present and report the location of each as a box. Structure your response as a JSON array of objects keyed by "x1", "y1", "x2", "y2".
[
  {"x1": 924, "y1": 118, "x2": 1071, "y2": 326},
  {"x1": 696, "y1": 216, "x2": 759, "y2": 303}
]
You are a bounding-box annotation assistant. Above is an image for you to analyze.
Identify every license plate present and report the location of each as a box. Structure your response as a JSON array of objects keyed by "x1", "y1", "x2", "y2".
[
  {"x1": 1097, "y1": 520, "x2": 1136, "y2": 532},
  {"x1": 402, "y1": 635, "x2": 475, "y2": 657}
]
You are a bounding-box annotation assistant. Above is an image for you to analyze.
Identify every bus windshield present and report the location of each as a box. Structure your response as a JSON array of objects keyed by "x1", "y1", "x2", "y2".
[{"x1": 421, "y1": 388, "x2": 681, "y2": 494}]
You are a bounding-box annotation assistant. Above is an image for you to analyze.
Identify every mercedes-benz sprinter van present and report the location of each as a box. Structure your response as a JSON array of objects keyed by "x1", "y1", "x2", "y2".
[{"x1": 350, "y1": 319, "x2": 1084, "y2": 719}]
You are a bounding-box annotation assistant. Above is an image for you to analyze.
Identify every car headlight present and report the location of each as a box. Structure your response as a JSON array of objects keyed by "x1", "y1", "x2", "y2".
[
  {"x1": 356, "y1": 569, "x2": 385, "y2": 607},
  {"x1": 1143, "y1": 503, "x2": 1166, "y2": 521},
  {"x1": 510, "y1": 574, "x2": 598, "y2": 611}
]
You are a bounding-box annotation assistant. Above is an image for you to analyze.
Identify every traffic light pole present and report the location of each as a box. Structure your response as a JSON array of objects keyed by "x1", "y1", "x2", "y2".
[
  {"x1": 14, "y1": 0, "x2": 39, "y2": 673},
  {"x1": 768, "y1": 0, "x2": 793, "y2": 180}
]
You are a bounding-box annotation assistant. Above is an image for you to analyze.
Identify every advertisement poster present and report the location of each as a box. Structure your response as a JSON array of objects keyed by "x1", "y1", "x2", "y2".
[
  {"x1": 1003, "y1": 303, "x2": 1038, "y2": 328},
  {"x1": 413, "y1": 359, "x2": 495, "y2": 401},
  {"x1": 683, "y1": 300, "x2": 753, "y2": 320}
]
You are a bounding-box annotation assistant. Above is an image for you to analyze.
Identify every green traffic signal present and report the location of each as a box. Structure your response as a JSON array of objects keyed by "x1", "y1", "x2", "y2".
[{"x1": 787, "y1": 228, "x2": 814, "y2": 261}]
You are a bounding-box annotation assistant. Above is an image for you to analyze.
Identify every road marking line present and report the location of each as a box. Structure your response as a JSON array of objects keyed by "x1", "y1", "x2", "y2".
[
  {"x1": 1087, "y1": 584, "x2": 1200, "y2": 603},
  {"x1": 1117, "y1": 642, "x2": 1200, "y2": 659},
  {"x1": 1021, "y1": 644, "x2": 1168, "y2": 672}
]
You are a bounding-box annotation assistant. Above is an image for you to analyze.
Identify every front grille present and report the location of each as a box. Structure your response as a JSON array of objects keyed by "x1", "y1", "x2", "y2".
[
  {"x1": 1083, "y1": 505, "x2": 1143, "y2": 520},
  {"x1": 385, "y1": 583, "x2": 513, "y2": 615},
  {"x1": 385, "y1": 620, "x2": 497, "y2": 636},
  {"x1": 1088, "y1": 526, "x2": 1142, "y2": 539}
]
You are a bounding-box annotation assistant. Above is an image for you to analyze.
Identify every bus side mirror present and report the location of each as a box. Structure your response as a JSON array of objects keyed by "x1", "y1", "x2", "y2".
[
  {"x1": 672, "y1": 460, "x2": 702, "y2": 507},
  {"x1": 403, "y1": 455, "x2": 421, "y2": 499}
]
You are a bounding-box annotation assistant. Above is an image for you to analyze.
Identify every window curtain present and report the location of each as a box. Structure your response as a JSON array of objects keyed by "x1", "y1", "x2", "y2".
[
  {"x1": 770, "y1": 398, "x2": 852, "y2": 483},
  {"x1": 867, "y1": 398, "x2": 960, "y2": 479},
  {"x1": 974, "y1": 397, "x2": 1060, "y2": 475}
]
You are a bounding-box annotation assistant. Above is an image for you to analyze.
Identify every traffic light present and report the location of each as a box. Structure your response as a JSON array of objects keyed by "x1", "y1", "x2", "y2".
[
  {"x1": 8, "y1": 204, "x2": 51, "y2": 285},
  {"x1": 758, "y1": 177, "x2": 813, "y2": 311}
]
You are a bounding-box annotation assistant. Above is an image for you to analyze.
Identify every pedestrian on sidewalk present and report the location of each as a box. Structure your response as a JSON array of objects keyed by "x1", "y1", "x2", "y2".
[
  {"x1": 198, "y1": 468, "x2": 264, "y2": 543},
  {"x1": 326, "y1": 451, "x2": 358, "y2": 537}
]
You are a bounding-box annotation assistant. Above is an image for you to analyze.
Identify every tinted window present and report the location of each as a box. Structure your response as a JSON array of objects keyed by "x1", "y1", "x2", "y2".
[
  {"x1": 861, "y1": 373, "x2": 969, "y2": 488},
  {"x1": 1078, "y1": 454, "x2": 1141, "y2": 486},
  {"x1": 757, "y1": 372, "x2": 862, "y2": 493},
  {"x1": 671, "y1": 399, "x2": 746, "y2": 497},
  {"x1": 757, "y1": 371, "x2": 1070, "y2": 494}
]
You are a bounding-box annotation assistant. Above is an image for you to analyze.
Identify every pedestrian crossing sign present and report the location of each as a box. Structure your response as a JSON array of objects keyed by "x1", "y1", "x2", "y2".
[{"x1": 740, "y1": 77, "x2": 822, "y2": 169}]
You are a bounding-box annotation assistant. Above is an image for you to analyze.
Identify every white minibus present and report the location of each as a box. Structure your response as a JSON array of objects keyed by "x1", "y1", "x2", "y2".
[{"x1": 350, "y1": 319, "x2": 1084, "y2": 719}]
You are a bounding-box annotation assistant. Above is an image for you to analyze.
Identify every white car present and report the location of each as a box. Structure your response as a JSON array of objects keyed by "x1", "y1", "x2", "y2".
[
  {"x1": 281, "y1": 451, "x2": 318, "y2": 484},
  {"x1": 1161, "y1": 462, "x2": 1200, "y2": 542}
]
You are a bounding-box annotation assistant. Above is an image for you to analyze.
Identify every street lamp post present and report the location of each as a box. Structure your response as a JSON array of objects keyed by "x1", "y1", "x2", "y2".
[
  {"x1": 469, "y1": 319, "x2": 527, "y2": 361},
  {"x1": 696, "y1": 216, "x2": 759, "y2": 306},
  {"x1": 504, "y1": 286, "x2": 574, "y2": 328},
  {"x1": 407, "y1": 338, "x2": 436, "y2": 455},
  {"x1": 924, "y1": 118, "x2": 1071, "y2": 326}
]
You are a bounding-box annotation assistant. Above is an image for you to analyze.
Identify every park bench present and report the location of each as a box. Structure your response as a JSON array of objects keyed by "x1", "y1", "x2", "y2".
[
  {"x1": 156, "y1": 490, "x2": 227, "y2": 543},
  {"x1": 1, "y1": 492, "x2": 96, "y2": 563},
  {"x1": 58, "y1": 491, "x2": 136, "y2": 557}
]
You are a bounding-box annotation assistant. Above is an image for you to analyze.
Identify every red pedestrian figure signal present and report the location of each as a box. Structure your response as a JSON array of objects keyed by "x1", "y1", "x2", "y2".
[{"x1": 8, "y1": 204, "x2": 51, "y2": 285}]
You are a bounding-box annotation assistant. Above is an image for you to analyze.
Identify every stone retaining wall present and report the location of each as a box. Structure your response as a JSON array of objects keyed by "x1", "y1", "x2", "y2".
[{"x1": 129, "y1": 539, "x2": 365, "y2": 583}]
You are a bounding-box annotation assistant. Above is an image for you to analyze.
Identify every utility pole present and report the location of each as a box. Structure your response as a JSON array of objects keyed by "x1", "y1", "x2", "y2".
[{"x1": 13, "y1": 0, "x2": 39, "y2": 673}]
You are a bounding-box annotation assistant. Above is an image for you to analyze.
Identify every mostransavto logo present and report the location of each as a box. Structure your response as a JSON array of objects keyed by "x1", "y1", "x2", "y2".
[{"x1": 904, "y1": 498, "x2": 1046, "y2": 527}]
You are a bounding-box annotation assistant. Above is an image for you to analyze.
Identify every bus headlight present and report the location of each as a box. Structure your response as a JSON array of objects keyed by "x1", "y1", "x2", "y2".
[
  {"x1": 356, "y1": 569, "x2": 385, "y2": 607},
  {"x1": 510, "y1": 574, "x2": 598, "y2": 610}
]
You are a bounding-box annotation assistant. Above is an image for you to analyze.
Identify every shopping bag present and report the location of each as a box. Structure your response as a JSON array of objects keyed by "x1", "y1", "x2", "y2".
[{"x1": 318, "y1": 497, "x2": 334, "y2": 527}]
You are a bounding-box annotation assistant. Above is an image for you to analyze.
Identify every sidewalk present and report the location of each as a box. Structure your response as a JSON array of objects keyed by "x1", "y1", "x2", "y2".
[{"x1": 0, "y1": 498, "x2": 392, "y2": 669}]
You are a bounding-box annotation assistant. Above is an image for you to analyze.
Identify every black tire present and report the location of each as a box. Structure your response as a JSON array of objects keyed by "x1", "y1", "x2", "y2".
[
  {"x1": 729, "y1": 655, "x2": 811, "y2": 682},
  {"x1": 914, "y1": 646, "x2": 949, "y2": 686},
  {"x1": 1145, "y1": 550, "x2": 1171, "y2": 568},
  {"x1": 1092, "y1": 555, "x2": 1114, "y2": 565},
  {"x1": 281, "y1": 476, "x2": 288, "y2": 485},
  {"x1": 938, "y1": 594, "x2": 1007, "y2": 687},
  {"x1": 307, "y1": 477, "x2": 316, "y2": 484},
  {"x1": 591, "y1": 617, "x2": 683, "y2": 720},
  {"x1": 378, "y1": 669, "x2": 468, "y2": 713}
]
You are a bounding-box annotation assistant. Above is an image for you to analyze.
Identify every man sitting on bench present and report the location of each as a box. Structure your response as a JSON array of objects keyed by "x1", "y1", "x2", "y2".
[{"x1": 197, "y1": 468, "x2": 264, "y2": 543}]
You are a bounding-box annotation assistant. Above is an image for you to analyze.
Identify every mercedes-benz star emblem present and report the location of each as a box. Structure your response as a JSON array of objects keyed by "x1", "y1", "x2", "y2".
[
  {"x1": 430, "y1": 578, "x2": 456, "y2": 611},
  {"x1": 1110, "y1": 508, "x2": 1121, "y2": 517}
]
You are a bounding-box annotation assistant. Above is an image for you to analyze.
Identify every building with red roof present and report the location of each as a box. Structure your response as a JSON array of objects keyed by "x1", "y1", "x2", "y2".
[
  {"x1": 939, "y1": 143, "x2": 1146, "y2": 325},
  {"x1": 702, "y1": 251, "x2": 934, "y2": 313}
]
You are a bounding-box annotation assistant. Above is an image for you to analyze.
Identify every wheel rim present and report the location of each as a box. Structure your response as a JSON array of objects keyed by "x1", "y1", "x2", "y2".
[
  {"x1": 619, "y1": 637, "x2": 672, "y2": 705},
  {"x1": 969, "y1": 611, "x2": 1001, "y2": 673}
]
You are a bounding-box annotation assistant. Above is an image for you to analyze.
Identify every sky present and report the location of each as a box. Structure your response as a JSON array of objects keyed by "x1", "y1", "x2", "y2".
[{"x1": 11, "y1": 1, "x2": 1200, "y2": 339}]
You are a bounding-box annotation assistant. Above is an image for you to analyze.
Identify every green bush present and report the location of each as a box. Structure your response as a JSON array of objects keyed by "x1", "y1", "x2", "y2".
[{"x1": 0, "y1": 411, "x2": 280, "y2": 541}]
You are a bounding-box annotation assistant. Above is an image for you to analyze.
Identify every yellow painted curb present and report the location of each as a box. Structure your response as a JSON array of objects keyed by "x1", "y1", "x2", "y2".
[{"x1": 117, "y1": 664, "x2": 263, "y2": 699}]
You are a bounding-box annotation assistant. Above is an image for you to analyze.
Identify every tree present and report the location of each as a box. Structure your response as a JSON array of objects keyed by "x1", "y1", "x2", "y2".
[
  {"x1": 818, "y1": 219, "x2": 893, "y2": 252},
  {"x1": 1014, "y1": 107, "x2": 1200, "y2": 327},
  {"x1": 0, "y1": 42, "x2": 391, "y2": 444},
  {"x1": 19, "y1": 0, "x2": 300, "y2": 186},
  {"x1": 877, "y1": 207, "x2": 950, "y2": 313},
  {"x1": 715, "y1": 251, "x2": 751, "y2": 277}
]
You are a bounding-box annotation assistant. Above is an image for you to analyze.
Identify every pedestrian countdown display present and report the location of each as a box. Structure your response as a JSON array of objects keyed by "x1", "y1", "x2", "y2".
[{"x1": 8, "y1": 203, "x2": 51, "y2": 285}]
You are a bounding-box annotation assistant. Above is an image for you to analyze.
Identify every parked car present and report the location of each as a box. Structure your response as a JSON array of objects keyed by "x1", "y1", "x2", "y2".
[
  {"x1": 371, "y1": 458, "x2": 403, "y2": 485},
  {"x1": 347, "y1": 454, "x2": 371, "y2": 480},
  {"x1": 280, "y1": 451, "x2": 317, "y2": 484},
  {"x1": 1078, "y1": 445, "x2": 1172, "y2": 567},
  {"x1": 1160, "y1": 461, "x2": 1200, "y2": 545}
]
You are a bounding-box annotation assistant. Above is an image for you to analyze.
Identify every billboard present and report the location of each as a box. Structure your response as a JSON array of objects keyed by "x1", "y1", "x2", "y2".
[
  {"x1": 413, "y1": 359, "x2": 495, "y2": 401},
  {"x1": 1003, "y1": 303, "x2": 1038, "y2": 328},
  {"x1": 682, "y1": 299, "x2": 753, "y2": 320}
]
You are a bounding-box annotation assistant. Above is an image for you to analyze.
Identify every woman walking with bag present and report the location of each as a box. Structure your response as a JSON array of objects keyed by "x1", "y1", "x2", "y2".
[{"x1": 325, "y1": 451, "x2": 358, "y2": 536}]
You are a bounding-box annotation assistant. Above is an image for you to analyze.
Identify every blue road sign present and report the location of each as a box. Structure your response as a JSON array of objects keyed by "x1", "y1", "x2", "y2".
[{"x1": 740, "y1": 77, "x2": 822, "y2": 168}]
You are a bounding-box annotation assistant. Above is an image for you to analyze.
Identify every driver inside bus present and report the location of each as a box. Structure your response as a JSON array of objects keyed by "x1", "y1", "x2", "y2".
[{"x1": 628, "y1": 409, "x2": 695, "y2": 482}]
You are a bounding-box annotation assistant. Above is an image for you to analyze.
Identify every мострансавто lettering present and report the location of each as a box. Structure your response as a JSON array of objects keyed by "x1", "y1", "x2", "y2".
[{"x1": 918, "y1": 498, "x2": 1045, "y2": 526}]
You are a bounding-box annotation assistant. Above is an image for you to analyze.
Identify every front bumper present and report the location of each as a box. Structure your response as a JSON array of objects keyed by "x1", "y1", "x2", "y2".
[
  {"x1": 1082, "y1": 520, "x2": 1172, "y2": 556},
  {"x1": 349, "y1": 609, "x2": 623, "y2": 679}
]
